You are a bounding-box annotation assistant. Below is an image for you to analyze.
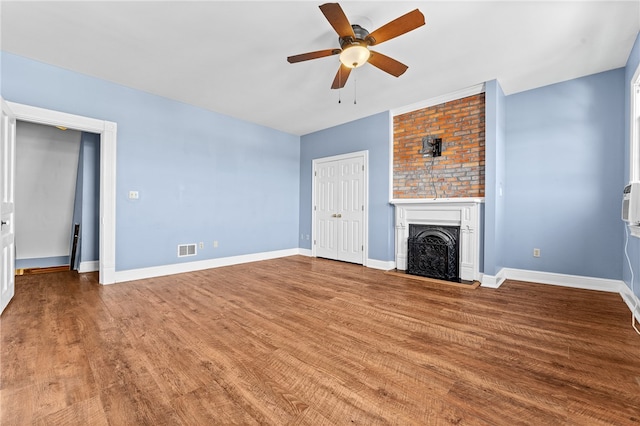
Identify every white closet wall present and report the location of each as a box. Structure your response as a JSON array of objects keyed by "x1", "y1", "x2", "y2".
[{"x1": 16, "y1": 121, "x2": 81, "y2": 262}]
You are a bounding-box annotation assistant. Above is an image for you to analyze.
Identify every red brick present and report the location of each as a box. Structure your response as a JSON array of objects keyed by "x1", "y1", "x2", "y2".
[{"x1": 393, "y1": 93, "x2": 485, "y2": 199}]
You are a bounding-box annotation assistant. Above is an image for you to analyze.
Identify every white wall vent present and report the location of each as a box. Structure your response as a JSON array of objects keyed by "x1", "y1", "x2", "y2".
[{"x1": 177, "y1": 244, "x2": 197, "y2": 257}]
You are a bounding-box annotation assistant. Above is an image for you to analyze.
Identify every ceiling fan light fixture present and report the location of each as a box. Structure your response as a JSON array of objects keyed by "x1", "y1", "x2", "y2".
[
  {"x1": 339, "y1": 43, "x2": 370, "y2": 68},
  {"x1": 287, "y1": 3, "x2": 425, "y2": 88}
]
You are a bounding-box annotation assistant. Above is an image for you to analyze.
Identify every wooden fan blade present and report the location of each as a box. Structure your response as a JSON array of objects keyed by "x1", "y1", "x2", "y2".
[
  {"x1": 365, "y1": 9, "x2": 425, "y2": 46},
  {"x1": 287, "y1": 49, "x2": 341, "y2": 63},
  {"x1": 368, "y1": 51, "x2": 408, "y2": 77},
  {"x1": 320, "y1": 3, "x2": 355, "y2": 39},
  {"x1": 331, "y1": 64, "x2": 352, "y2": 89}
]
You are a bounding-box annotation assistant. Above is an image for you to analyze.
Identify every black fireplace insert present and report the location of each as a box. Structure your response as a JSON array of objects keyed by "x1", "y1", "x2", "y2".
[{"x1": 407, "y1": 224, "x2": 460, "y2": 282}]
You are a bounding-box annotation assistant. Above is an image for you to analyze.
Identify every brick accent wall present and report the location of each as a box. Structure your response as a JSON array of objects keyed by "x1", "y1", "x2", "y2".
[{"x1": 393, "y1": 93, "x2": 485, "y2": 199}]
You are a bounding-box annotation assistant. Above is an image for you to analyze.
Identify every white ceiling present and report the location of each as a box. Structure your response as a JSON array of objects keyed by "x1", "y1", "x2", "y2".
[{"x1": 1, "y1": 1, "x2": 638, "y2": 136}]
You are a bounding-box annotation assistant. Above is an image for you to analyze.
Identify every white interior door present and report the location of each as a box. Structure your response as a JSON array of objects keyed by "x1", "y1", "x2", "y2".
[
  {"x1": 315, "y1": 161, "x2": 338, "y2": 259},
  {"x1": 1, "y1": 98, "x2": 17, "y2": 315},
  {"x1": 336, "y1": 156, "x2": 364, "y2": 264},
  {"x1": 313, "y1": 153, "x2": 366, "y2": 264}
]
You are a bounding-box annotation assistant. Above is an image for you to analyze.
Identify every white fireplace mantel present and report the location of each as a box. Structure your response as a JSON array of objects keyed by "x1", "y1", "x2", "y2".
[{"x1": 391, "y1": 198, "x2": 484, "y2": 282}]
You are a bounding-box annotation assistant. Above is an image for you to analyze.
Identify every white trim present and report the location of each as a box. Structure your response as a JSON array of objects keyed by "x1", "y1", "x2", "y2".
[
  {"x1": 367, "y1": 258, "x2": 395, "y2": 271},
  {"x1": 390, "y1": 197, "x2": 485, "y2": 205},
  {"x1": 100, "y1": 122, "x2": 117, "y2": 284},
  {"x1": 480, "y1": 270, "x2": 506, "y2": 288},
  {"x1": 8, "y1": 102, "x2": 108, "y2": 131},
  {"x1": 7, "y1": 102, "x2": 116, "y2": 284},
  {"x1": 301, "y1": 249, "x2": 394, "y2": 270},
  {"x1": 78, "y1": 260, "x2": 99, "y2": 273},
  {"x1": 390, "y1": 83, "x2": 486, "y2": 117},
  {"x1": 113, "y1": 249, "x2": 398, "y2": 284},
  {"x1": 392, "y1": 198, "x2": 483, "y2": 281},
  {"x1": 619, "y1": 283, "x2": 640, "y2": 322},
  {"x1": 298, "y1": 248, "x2": 313, "y2": 257},
  {"x1": 628, "y1": 66, "x2": 640, "y2": 238},
  {"x1": 311, "y1": 150, "x2": 369, "y2": 266},
  {"x1": 483, "y1": 268, "x2": 640, "y2": 323},
  {"x1": 114, "y1": 248, "x2": 300, "y2": 284},
  {"x1": 502, "y1": 268, "x2": 621, "y2": 292},
  {"x1": 388, "y1": 110, "x2": 395, "y2": 204},
  {"x1": 483, "y1": 267, "x2": 622, "y2": 292}
]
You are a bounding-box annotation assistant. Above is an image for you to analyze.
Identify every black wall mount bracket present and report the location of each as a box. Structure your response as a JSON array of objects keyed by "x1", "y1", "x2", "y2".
[{"x1": 419, "y1": 136, "x2": 442, "y2": 157}]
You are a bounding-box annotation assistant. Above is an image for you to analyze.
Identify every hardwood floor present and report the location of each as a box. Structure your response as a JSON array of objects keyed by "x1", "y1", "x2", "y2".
[
  {"x1": 15, "y1": 265, "x2": 70, "y2": 275},
  {"x1": 1, "y1": 255, "x2": 640, "y2": 425}
]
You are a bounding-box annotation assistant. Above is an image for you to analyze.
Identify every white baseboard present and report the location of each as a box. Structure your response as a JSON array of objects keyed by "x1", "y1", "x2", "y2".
[
  {"x1": 481, "y1": 267, "x2": 622, "y2": 292},
  {"x1": 298, "y1": 248, "x2": 313, "y2": 257},
  {"x1": 296, "y1": 250, "x2": 395, "y2": 270},
  {"x1": 367, "y1": 258, "x2": 395, "y2": 271},
  {"x1": 619, "y1": 283, "x2": 640, "y2": 323},
  {"x1": 480, "y1": 267, "x2": 640, "y2": 320},
  {"x1": 78, "y1": 260, "x2": 99, "y2": 273},
  {"x1": 113, "y1": 248, "x2": 300, "y2": 284},
  {"x1": 483, "y1": 267, "x2": 640, "y2": 329},
  {"x1": 480, "y1": 270, "x2": 506, "y2": 288},
  {"x1": 500, "y1": 268, "x2": 621, "y2": 292}
]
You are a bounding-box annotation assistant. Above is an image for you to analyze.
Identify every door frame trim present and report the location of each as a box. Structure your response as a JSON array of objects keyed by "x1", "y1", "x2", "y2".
[
  {"x1": 311, "y1": 150, "x2": 369, "y2": 266},
  {"x1": 8, "y1": 102, "x2": 117, "y2": 284}
]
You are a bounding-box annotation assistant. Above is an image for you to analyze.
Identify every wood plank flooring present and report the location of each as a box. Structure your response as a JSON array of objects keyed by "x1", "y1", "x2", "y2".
[
  {"x1": 1, "y1": 255, "x2": 640, "y2": 425},
  {"x1": 15, "y1": 265, "x2": 70, "y2": 275}
]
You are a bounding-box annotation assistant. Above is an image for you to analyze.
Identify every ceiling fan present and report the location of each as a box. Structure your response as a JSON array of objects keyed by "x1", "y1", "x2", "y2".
[{"x1": 287, "y1": 3, "x2": 425, "y2": 89}]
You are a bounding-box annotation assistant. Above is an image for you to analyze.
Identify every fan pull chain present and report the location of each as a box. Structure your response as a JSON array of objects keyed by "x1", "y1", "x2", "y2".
[
  {"x1": 338, "y1": 65, "x2": 342, "y2": 104},
  {"x1": 353, "y1": 71, "x2": 357, "y2": 105}
]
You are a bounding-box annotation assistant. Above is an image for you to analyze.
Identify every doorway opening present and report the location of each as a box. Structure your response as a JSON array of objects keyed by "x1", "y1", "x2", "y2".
[
  {"x1": 14, "y1": 122, "x2": 100, "y2": 275},
  {"x1": 8, "y1": 102, "x2": 117, "y2": 284}
]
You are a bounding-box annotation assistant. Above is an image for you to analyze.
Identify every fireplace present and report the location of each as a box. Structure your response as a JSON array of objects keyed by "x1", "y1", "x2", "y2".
[
  {"x1": 407, "y1": 224, "x2": 460, "y2": 282},
  {"x1": 391, "y1": 198, "x2": 483, "y2": 282}
]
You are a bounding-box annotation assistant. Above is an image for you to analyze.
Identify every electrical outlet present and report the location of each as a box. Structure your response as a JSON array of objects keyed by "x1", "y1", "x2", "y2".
[
  {"x1": 213, "y1": 240, "x2": 219, "y2": 248},
  {"x1": 128, "y1": 190, "x2": 139, "y2": 200},
  {"x1": 533, "y1": 248, "x2": 541, "y2": 257},
  {"x1": 199, "y1": 242, "x2": 204, "y2": 249},
  {"x1": 306, "y1": 234, "x2": 310, "y2": 240}
]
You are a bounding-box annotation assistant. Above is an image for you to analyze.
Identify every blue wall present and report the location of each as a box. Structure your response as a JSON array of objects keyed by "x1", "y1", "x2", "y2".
[
  {"x1": 503, "y1": 69, "x2": 625, "y2": 279},
  {"x1": 70, "y1": 132, "x2": 100, "y2": 270},
  {"x1": 299, "y1": 112, "x2": 394, "y2": 263},
  {"x1": 1, "y1": 52, "x2": 301, "y2": 271},
  {"x1": 80, "y1": 132, "x2": 100, "y2": 265},
  {"x1": 624, "y1": 32, "x2": 640, "y2": 298},
  {"x1": 71, "y1": 135, "x2": 85, "y2": 269},
  {"x1": 484, "y1": 80, "x2": 507, "y2": 276},
  {"x1": 2, "y1": 46, "x2": 635, "y2": 284}
]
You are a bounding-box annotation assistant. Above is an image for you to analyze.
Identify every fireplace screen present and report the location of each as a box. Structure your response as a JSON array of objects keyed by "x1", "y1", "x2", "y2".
[{"x1": 407, "y1": 224, "x2": 460, "y2": 282}]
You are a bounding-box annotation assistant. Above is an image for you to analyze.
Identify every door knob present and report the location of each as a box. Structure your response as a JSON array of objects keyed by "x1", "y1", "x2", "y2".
[
  {"x1": 0, "y1": 220, "x2": 6, "y2": 226},
  {"x1": 331, "y1": 214, "x2": 337, "y2": 218},
  {"x1": 336, "y1": 214, "x2": 342, "y2": 218}
]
